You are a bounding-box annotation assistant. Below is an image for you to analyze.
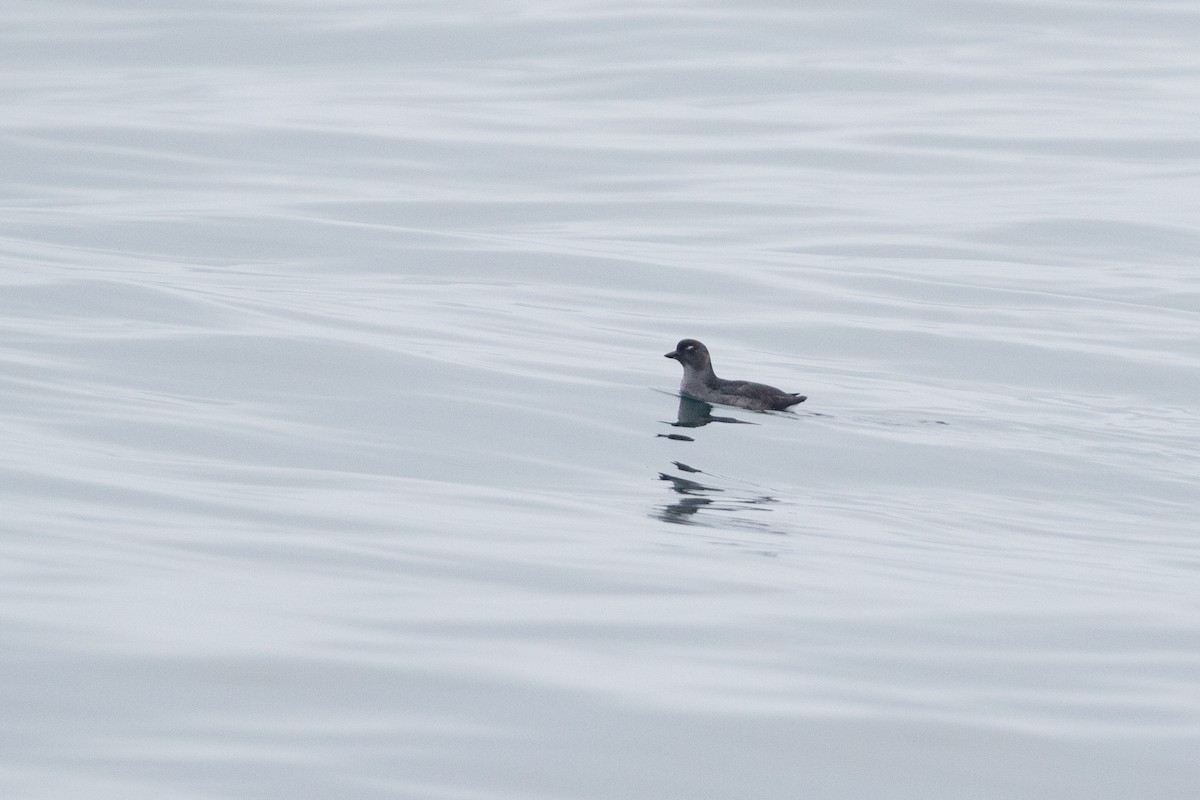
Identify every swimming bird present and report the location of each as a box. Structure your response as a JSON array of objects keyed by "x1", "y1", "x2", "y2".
[{"x1": 664, "y1": 339, "x2": 806, "y2": 411}]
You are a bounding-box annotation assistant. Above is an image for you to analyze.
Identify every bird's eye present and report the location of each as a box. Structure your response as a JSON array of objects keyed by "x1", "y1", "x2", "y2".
[{"x1": 685, "y1": 345, "x2": 694, "y2": 350}]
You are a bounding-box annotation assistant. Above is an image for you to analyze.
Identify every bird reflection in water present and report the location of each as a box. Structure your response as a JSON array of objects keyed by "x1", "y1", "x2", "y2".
[
  {"x1": 654, "y1": 397, "x2": 779, "y2": 528},
  {"x1": 669, "y1": 396, "x2": 754, "y2": 428}
]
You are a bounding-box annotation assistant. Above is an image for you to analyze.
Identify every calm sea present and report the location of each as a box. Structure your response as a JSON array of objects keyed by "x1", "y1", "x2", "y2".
[{"x1": 3, "y1": 1, "x2": 1199, "y2": 798}]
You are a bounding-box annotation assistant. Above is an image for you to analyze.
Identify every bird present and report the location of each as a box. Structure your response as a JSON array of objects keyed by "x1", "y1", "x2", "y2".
[{"x1": 664, "y1": 338, "x2": 806, "y2": 411}]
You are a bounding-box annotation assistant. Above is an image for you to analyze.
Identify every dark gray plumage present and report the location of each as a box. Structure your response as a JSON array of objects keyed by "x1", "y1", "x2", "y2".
[{"x1": 664, "y1": 338, "x2": 806, "y2": 411}]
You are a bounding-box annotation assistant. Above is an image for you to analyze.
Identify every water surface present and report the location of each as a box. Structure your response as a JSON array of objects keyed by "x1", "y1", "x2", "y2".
[{"x1": 2, "y1": 1, "x2": 1199, "y2": 798}]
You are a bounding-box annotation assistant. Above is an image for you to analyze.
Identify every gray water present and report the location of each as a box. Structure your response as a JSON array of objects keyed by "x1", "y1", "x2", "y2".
[{"x1": 3, "y1": 1, "x2": 1200, "y2": 798}]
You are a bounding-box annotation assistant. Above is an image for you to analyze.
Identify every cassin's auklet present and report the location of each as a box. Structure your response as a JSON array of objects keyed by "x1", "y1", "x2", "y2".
[{"x1": 664, "y1": 338, "x2": 806, "y2": 411}]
